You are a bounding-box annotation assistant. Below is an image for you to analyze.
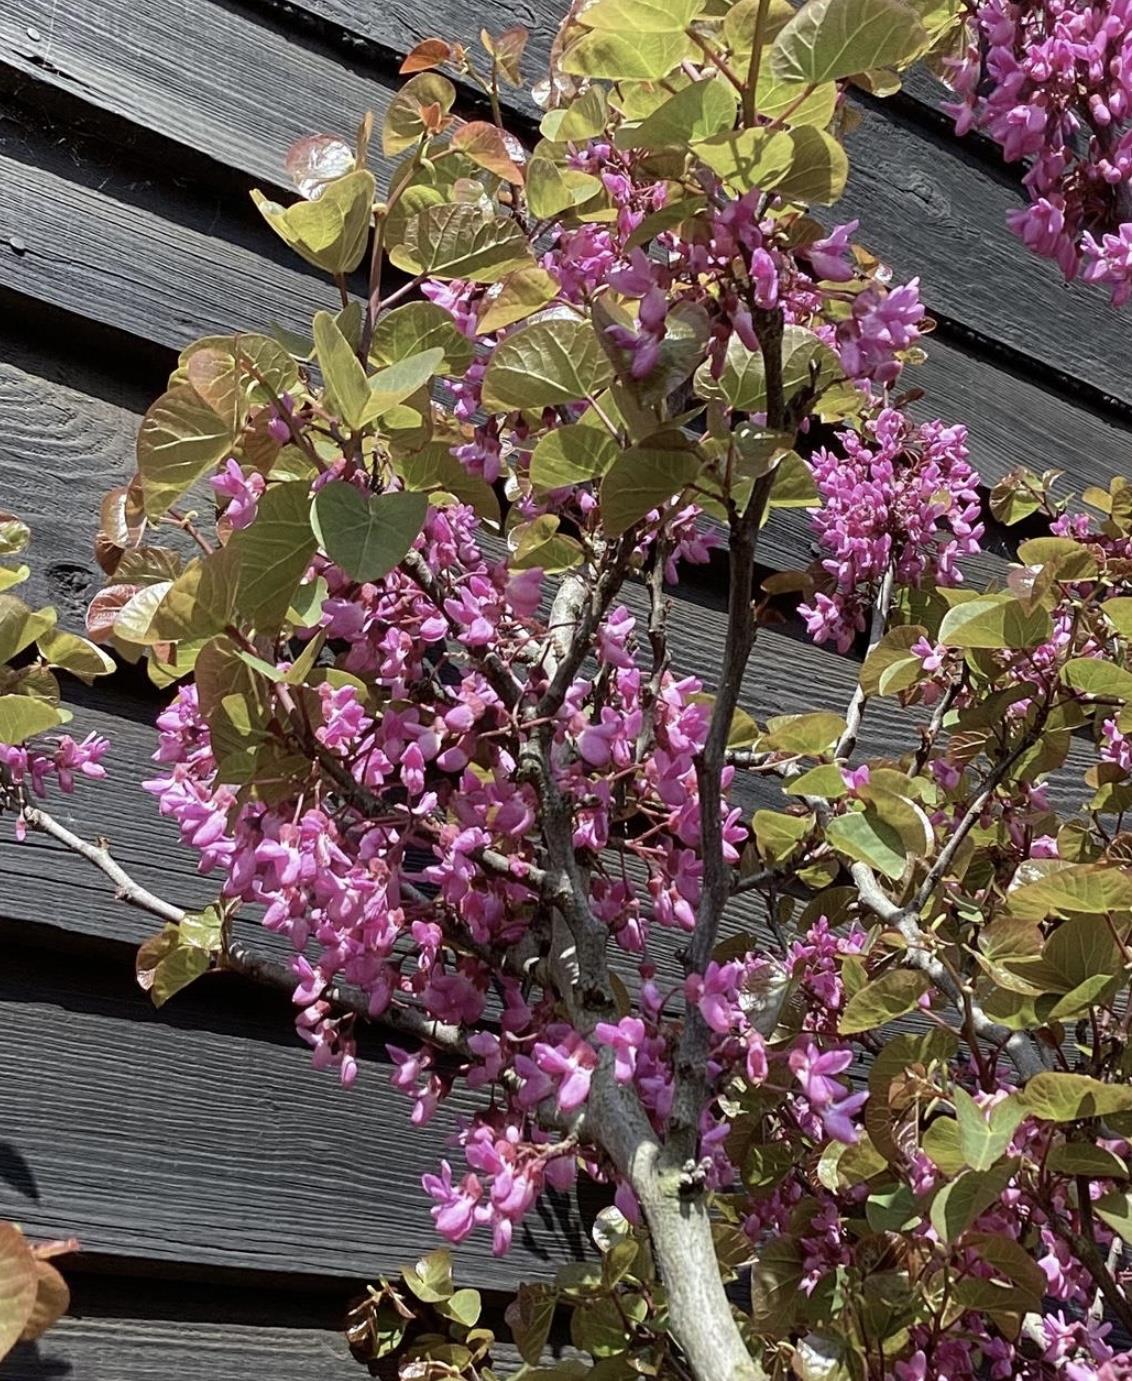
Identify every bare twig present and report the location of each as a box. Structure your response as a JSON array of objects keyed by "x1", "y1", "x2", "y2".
[
  {"x1": 835, "y1": 563, "x2": 894, "y2": 764},
  {"x1": 21, "y1": 805, "x2": 185, "y2": 926}
]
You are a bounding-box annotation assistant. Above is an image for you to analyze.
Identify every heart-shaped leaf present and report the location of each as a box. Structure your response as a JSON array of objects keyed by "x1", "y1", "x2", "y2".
[{"x1": 311, "y1": 484, "x2": 428, "y2": 582}]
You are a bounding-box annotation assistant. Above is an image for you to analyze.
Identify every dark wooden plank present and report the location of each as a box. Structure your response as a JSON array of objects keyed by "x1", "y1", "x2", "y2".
[
  {"x1": 4, "y1": 0, "x2": 1132, "y2": 408},
  {"x1": 838, "y1": 104, "x2": 1132, "y2": 409},
  {"x1": 0, "y1": 941, "x2": 596, "y2": 1286},
  {"x1": 1, "y1": 1316, "x2": 363, "y2": 1381},
  {"x1": 0, "y1": 0, "x2": 400, "y2": 192},
  {"x1": 0, "y1": 1307, "x2": 545, "y2": 1380}
]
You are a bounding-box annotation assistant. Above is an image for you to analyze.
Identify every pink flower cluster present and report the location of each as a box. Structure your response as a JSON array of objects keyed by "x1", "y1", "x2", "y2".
[
  {"x1": 0, "y1": 733, "x2": 110, "y2": 835},
  {"x1": 799, "y1": 408, "x2": 984, "y2": 650},
  {"x1": 946, "y1": 0, "x2": 1132, "y2": 300}
]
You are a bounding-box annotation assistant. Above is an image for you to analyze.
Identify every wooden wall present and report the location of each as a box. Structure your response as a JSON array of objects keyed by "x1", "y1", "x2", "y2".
[{"x1": 0, "y1": 0, "x2": 1130, "y2": 1373}]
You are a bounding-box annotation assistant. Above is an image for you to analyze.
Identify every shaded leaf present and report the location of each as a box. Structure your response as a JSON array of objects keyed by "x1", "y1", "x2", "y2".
[
  {"x1": 840, "y1": 970, "x2": 930, "y2": 1034},
  {"x1": 311, "y1": 483, "x2": 427, "y2": 583},
  {"x1": 482, "y1": 318, "x2": 613, "y2": 411}
]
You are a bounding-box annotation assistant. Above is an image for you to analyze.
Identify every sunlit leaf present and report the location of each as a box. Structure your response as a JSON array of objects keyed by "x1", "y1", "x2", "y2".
[
  {"x1": 137, "y1": 384, "x2": 235, "y2": 520},
  {"x1": 370, "y1": 301, "x2": 476, "y2": 374},
  {"x1": 618, "y1": 79, "x2": 739, "y2": 151},
  {"x1": 453, "y1": 121, "x2": 525, "y2": 182},
  {"x1": 560, "y1": 27, "x2": 693, "y2": 80},
  {"x1": 840, "y1": 969, "x2": 930, "y2": 1033},
  {"x1": 530, "y1": 424, "x2": 620, "y2": 491},
  {"x1": 937, "y1": 593, "x2": 1052, "y2": 650},
  {"x1": 383, "y1": 73, "x2": 456, "y2": 155},
  {"x1": 36, "y1": 628, "x2": 115, "y2": 684},
  {"x1": 771, "y1": 0, "x2": 929, "y2": 85},
  {"x1": 313, "y1": 310, "x2": 371, "y2": 430},
  {"x1": 929, "y1": 1161, "x2": 1017, "y2": 1242},
  {"x1": 391, "y1": 204, "x2": 534, "y2": 282},
  {"x1": 230, "y1": 482, "x2": 318, "y2": 633},
  {"x1": 0, "y1": 1224, "x2": 37, "y2": 1357},
  {"x1": 478, "y1": 267, "x2": 561, "y2": 334},
  {"x1": 481, "y1": 318, "x2": 613, "y2": 411},
  {"x1": 1017, "y1": 1072, "x2": 1132, "y2": 1122},
  {"x1": 599, "y1": 436, "x2": 701, "y2": 535},
  {"x1": 252, "y1": 170, "x2": 376, "y2": 274}
]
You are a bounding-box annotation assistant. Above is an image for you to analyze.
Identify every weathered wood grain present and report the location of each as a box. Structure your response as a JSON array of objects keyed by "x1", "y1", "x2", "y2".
[
  {"x1": 3, "y1": 0, "x2": 1132, "y2": 406},
  {"x1": 0, "y1": 0, "x2": 398, "y2": 193},
  {"x1": 838, "y1": 107, "x2": 1132, "y2": 409},
  {"x1": 0, "y1": 1307, "x2": 549, "y2": 1380},
  {"x1": 0, "y1": 941, "x2": 597, "y2": 1285}
]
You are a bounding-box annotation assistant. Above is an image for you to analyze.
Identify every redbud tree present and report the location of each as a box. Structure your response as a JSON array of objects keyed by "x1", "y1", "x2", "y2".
[{"x1": 6, "y1": 0, "x2": 1132, "y2": 1375}]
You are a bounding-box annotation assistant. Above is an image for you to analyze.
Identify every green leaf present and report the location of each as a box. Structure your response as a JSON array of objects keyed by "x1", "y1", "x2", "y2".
[
  {"x1": 1062, "y1": 657, "x2": 1132, "y2": 702},
  {"x1": 1017, "y1": 1072, "x2": 1132, "y2": 1122},
  {"x1": 504, "y1": 1283, "x2": 557, "y2": 1366},
  {"x1": 525, "y1": 159, "x2": 603, "y2": 219},
  {"x1": 397, "y1": 444, "x2": 500, "y2": 523},
  {"x1": 937, "y1": 593, "x2": 1052, "y2": 649},
  {"x1": 402, "y1": 1248, "x2": 454, "y2": 1303},
  {"x1": 771, "y1": 0, "x2": 929, "y2": 84},
  {"x1": 755, "y1": 74, "x2": 839, "y2": 128},
  {"x1": 570, "y1": 1297, "x2": 629, "y2": 1358},
  {"x1": 964, "y1": 1231, "x2": 1046, "y2": 1310},
  {"x1": 478, "y1": 267, "x2": 562, "y2": 334},
  {"x1": 859, "y1": 625, "x2": 928, "y2": 696},
  {"x1": 952, "y1": 1088, "x2": 1024, "y2": 1172},
  {"x1": 0, "y1": 694, "x2": 64, "y2": 745},
  {"x1": 762, "y1": 710, "x2": 844, "y2": 755},
  {"x1": 36, "y1": 628, "x2": 114, "y2": 684},
  {"x1": 1103, "y1": 597, "x2": 1132, "y2": 639},
  {"x1": 137, "y1": 384, "x2": 235, "y2": 520},
  {"x1": 0, "y1": 596, "x2": 57, "y2": 665},
  {"x1": 1046, "y1": 1143, "x2": 1128, "y2": 1177},
  {"x1": 0, "y1": 516, "x2": 30, "y2": 557},
  {"x1": 436, "y1": 1287, "x2": 482, "y2": 1328},
  {"x1": 922, "y1": 1118, "x2": 966, "y2": 1176},
  {"x1": 577, "y1": 0, "x2": 703, "y2": 28},
  {"x1": 561, "y1": 27, "x2": 693, "y2": 79},
  {"x1": 482, "y1": 318, "x2": 613, "y2": 412},
  {"x1": 0, "y1": 565, "x2": 29, "y2": 593},
  {"x1": 840, "y1": 970, "x2": 930, "y2": 1034},
  {"x1": 0, "y1": 1223, "x2": 37, "y2": 1357},
  {"x1": 786, "y1": 762, "x2": 849, "y2": 798},
  {"x1": 370, "y1": 301, "x2": 475, "y2": 375},
  {"x1": 230, "y1": 482, "x2": 318, "y2": 634},
  {"x1": 311, "y1": 483, "x2": 427, "y2": 583},
  {"x1": 530, "y1": 424, "x2": 619, "y2": 491},
  {"x1": 864, "y1": 1184, "x2": 921, "y2": 1232},
  {"x1": 619, "y1": 78, "x2": 739, "y2": 151},
  {"x1": 383, "y1": 73, "x2": 456, "y2": 155},
  {"x1": 599, "y1": 437, "x2": 701, "y2": 535},
  {"x1": 1007, "y1": 863, "x2": 1132, "y2": 920},
  {"x1": 149, "y1": 545, "x2": 239, "y2": 646},
  {"x1": 363, "y1": 349, "x2": 445, "y2": 426},
  {"x1": 313, "y1": 310, "x2": 371, "y2": 431},
  {"x1": 136, "y1": 908, "x2": 222, "y2": 1008},
  {"x1": 252, "y1": 170, "x2": 376, "y2": 274},
  {"x1": 113, "y1": 582, "x2": 174, "y2": 646},
  {"x1": 509, "y1": 514, "x2": 584, "y2": 573},
  {"x1": 698, "y1": 326, "x2": 843, "y2": 413},
  {"x1": 750, "y1": 1238, "x2": 803, "y2": 1335},
  {"x1": 692, "y1": 125, "x2": 848, "y2": 202},
  {"x1": 929, "y1": 1161, "x2": 1016, "y2": 1243},
  {"x1": 826, "y1": 806, "x2": 908, "y2": 880},
  {"x1": 753, "y1": 808, "x2": 813, "y2": 863},
  {"x1": 1094, "y1": 1191, "x2": 1132, "y2": 1244},
  {"x1": 390, "y1": 204, "x2": 533, "y2": 282}
]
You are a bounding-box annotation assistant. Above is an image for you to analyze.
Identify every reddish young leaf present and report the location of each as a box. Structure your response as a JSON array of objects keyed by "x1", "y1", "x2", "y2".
[
  {"x1": 400, "y1": 38, "x2": 456, "y2": 73},
  {"x1": 452, "y1": 121, "x2": 526, "y2": 182}
]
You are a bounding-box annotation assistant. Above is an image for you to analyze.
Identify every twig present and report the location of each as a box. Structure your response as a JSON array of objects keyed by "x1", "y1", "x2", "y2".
[
  {"x1": 21, "y1": 805, "x2": 186, "y2": 926},
  {"x1": 835, "y1": 564, "x2": 894, "y2": 764},
  {"x1": 742, "y1": 0, "x2": 772, "y2": 128}
]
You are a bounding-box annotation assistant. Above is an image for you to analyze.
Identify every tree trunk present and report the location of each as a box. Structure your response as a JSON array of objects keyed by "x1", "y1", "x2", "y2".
[{"x1": 588, "y1": 1061, "x2": 767, "y2": 1381}]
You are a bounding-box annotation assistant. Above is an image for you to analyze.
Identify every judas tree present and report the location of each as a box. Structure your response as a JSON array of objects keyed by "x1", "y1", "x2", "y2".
[{"x1": 5, "y1": 0, "x2": 1132, "y2": 1376}]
